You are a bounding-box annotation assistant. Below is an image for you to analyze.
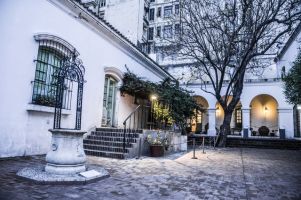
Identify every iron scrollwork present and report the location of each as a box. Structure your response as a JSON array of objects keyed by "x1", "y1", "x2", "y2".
[{"x1": 53, "y1": 51, "x2": 85, "y2": 130}]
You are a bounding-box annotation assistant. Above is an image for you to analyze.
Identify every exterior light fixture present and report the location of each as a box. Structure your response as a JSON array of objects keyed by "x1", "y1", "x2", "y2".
[
  {"x1": 150, "y1": 94, "x2": 158, "y2": 101},
  {"x1": 297, "y1": 105, "x2": 301, "y2": 110},
  {"x1": 216, "y1": 106, "x2": 220, "y2": 116}
]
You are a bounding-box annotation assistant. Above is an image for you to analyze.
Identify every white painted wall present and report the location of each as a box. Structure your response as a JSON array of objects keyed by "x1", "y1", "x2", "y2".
[
  {"x1": 104, "y1": 0, "x2": 144, "y2": 44},
  {"x1": 0, "y1": 0, "x2": 169, "y2": 157},
  {"x1": 277, "y1": 31, "x2": 301, "y2": 75}
]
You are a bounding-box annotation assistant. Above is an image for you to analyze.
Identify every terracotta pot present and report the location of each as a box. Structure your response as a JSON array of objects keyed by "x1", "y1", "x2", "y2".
[{"x1": 150, "y1": 145, "x2": 164, "y2": 157}]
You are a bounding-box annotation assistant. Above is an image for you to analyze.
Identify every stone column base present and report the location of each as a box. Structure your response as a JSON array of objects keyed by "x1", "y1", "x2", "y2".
[{"x1": 45, "y1": 163, "x2": 86, "y2": 175}]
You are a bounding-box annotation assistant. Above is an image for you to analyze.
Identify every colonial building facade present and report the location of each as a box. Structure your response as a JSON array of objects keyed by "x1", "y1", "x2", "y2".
[
  {"x1": 0, "y1": 0, "x2": 173, "y2": 157},
  {"x1": 0, "y1": 0, "x2": 300, "y2": 158}
]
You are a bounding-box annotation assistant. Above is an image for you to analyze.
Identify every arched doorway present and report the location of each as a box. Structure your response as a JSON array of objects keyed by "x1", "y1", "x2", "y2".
[
  {"x1": 250, "y1": 94, "x2": 279, "y2": 136},
  {"x1": 215, "y1": 96, "x2": 242, "y2": 135},
  {"x1": 102, "y1": 75, "x2": 118, "y2": 127},
  {"x1": 191, "y1": 96, "x2": 209, "y2": 134}
]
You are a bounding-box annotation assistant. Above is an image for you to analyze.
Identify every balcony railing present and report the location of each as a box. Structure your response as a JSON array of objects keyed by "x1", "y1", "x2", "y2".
[{"x1": 187, "y1": 78, "x2": 282, "y2": 85}]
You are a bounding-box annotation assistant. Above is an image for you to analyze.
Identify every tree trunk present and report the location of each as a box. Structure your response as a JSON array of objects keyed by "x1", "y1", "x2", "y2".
[{"x1": 218, "y1": 111, "x2": 233, "y2": 147}]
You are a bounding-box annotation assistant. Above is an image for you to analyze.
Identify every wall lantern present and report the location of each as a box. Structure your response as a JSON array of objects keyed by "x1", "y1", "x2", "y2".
[{"x1": 150, "y1": 94, "x2": 158, "y2": 101}]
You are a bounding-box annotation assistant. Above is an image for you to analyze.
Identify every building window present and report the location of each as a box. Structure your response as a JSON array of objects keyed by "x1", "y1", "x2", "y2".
[
  {"x1": 164, "y1": 6, "x2": 173, "y2": 18},
  {"x1": 175, "y1": 4, "x2": 179, "y2": 15},
  {"x1": 157, "y1": 7, "x2": 162, "y2": 18},
  {"x1": 156, "y1": 26, "x2": 161, "y2": 37},
  {"x1": 32, "y1": 35, "x2": 77, "y2": 110},
  {"x1": 149, "y1": 8, "x2": 155, "y2": 21},
  {"x1": 163, "y1": 25, "x2": 173, "y2": 38},
  {"x1": 102, "y1": 75, "x2": 118, "y2": 127},
  {"x1": 150, "y1": 0, "x2": 155, "y2": 2},
  {"x1": 235, "y1": 108, "x2": 242, "y2": 128},
  {"x1": 175, "y1": 23, "x2": 180, "y2": 35},
  {"x1": 97, "y1": 0, "x2": 106, "y2": 7},
  {"x1": 148, "y1": 27, "x2": 154, "y2": 40}
]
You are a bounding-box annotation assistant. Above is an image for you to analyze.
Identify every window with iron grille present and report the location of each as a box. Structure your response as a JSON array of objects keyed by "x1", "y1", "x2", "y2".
[
  {"x1": 164, "y1": 6, "x2": 172, "y2": 18},
  {"x1": 149, "y1": 8, "x2": 155, "y2": 21},
  {"x1": 148, "y1": 27, "x2": 154, "y2": 40},
  {"x1": 175, "y1": 23, "x2": 180, "y2": 35},
  {"x1": 175, "y1": 4, "x2": 179, "y2": 15},
  {"x1": 163, "y1": 25, "x2": 173, "y2": 38},
  {"x1": 157, "y1": 7, "x2": 162, "y2": 18},
  {"x1": 32, "y1": 36, "x2": 76, "y2": 110},
  {"x1": 156, "y1": 26, "x2": 161, "y2": 37}
]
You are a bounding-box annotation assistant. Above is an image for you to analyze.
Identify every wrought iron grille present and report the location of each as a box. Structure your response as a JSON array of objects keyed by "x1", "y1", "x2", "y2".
[
  {"x1": 32, "y1": 40, "x2": 74, "y2": 109},
  {"x1": 53, "y1": 53, "x2": 85, "y2": 130}
]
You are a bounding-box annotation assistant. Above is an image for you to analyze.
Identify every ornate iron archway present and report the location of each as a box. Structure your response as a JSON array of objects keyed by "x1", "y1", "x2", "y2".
[{"x1": 53, "y1": 52, "x2": 85, "y2": 130}]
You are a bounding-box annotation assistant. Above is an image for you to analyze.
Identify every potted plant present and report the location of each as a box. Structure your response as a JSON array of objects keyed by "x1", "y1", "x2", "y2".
[
  {"x1": 146, "y1": 132, "x2": 169, "y2": 157},
  {"x1": 258, "y1": 126, "x2": 270, "y2": 136}
]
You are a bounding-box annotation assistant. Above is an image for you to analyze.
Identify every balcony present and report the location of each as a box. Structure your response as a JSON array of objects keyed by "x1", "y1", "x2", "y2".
[{"x1": 187, "y1": 78, "x2": 282, "y2": 85}]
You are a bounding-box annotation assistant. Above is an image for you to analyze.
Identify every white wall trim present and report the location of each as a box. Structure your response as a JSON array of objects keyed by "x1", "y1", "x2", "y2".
[
  {"x1": 26, "y1": 104, "x2": 72, "y2": 115},
  {"x1": 104, "y1": 66, "x2": 123, "y2": 84},
  {"x1": 34, "y1": 33, "x2": 80, "y2": 56}
]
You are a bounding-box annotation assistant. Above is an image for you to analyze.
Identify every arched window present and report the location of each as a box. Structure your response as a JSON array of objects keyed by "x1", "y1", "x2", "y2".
[{"x1": 32, "y1": 34, "x2": 79, "y2": 110}]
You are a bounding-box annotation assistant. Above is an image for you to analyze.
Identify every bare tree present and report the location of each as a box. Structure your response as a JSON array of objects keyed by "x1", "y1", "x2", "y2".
[{"x1": 170, "y1": 0, "x2": 301, "y2": 146}]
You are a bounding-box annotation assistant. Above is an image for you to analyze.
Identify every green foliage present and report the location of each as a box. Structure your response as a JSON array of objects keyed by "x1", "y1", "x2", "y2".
[
  {"x1": 283, "y1": 50, "x2": 301, "y2": 105},
  {"x1": 34, "y1": 94, "x2": 56, "y2": 107},
  {"x1": 120, "y1": 72, "x2": 157, "y2": 99},
  {"x1": 120, "y1": 72, "x2": 198, "y2": 132}
]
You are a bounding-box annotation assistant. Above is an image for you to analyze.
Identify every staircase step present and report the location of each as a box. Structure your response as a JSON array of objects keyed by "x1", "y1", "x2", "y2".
[
  {"x1": 86, "y1": 135, "x2": 138, "y2": 143},
  {"x1": 85, "y1": 149, "x2": 126, "y2": 159},
  {"x1": 83, "y1": 139, "x2": 133, "y2": 148},
  {"x1": 92, "y1": 131, "x2": 140, "y2": 138},
  {"x1": 85, "y1": 127, "x2": 143, "y2": 159},
  {"x1": 84, "y1": 144, "x2": 129, "y2": 153},
  {"x1": 96, "y1": 127, "x2": 143, "y2": 133}
]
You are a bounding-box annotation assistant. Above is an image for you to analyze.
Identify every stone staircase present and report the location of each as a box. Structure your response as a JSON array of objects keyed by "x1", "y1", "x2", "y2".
[{"x1": 83, "y1": 128, "x2": 143, "y2": 159}]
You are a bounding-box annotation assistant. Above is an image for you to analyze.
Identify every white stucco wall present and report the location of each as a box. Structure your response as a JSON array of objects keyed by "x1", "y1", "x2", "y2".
[
  {"x1": 0, "y1": 0, "x2": 170, "y2": 157},
  {"x1": 104, "y1": 0, "x2": 144, "y2": 44},
  {"x1": 277, "y1": 30, "x2": 301, "y2": 75}
]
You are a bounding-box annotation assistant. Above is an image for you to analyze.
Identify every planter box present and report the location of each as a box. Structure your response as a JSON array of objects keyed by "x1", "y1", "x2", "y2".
[{"x1": 150, "y1": 145, "x2": 164, "y2": 157}]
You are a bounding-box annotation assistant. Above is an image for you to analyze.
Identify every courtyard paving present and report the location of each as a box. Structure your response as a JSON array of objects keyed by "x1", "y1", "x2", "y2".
[{"x1": 0, "y1": 148, "x2": 300, "y2": 200}]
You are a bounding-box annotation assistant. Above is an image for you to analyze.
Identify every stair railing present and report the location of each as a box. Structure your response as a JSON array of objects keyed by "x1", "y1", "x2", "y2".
[{"x1": 123, "y1": 105, "x2": 149, "y2": 153}]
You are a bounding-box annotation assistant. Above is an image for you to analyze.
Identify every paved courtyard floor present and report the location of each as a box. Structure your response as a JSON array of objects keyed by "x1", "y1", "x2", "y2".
[{"x1": 0, "y1": 148, "x2": 300, "y2": 200}]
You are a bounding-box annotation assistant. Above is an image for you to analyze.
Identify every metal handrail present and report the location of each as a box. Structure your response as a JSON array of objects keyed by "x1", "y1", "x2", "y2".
[
  {"x1": 123, "y1": 105, "x2": 146, "y2": 153},
  {"x1": 123, "y1": 105, "x2": 141, "y2": 125}
]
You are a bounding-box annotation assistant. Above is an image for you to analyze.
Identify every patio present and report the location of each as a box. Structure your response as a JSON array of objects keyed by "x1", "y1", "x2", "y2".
[{"x1": 0, "y1": 148, "x2": 300, "y2": 200}]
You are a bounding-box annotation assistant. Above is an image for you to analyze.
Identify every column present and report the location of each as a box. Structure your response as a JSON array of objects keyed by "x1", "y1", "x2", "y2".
[
  {"x1": 278, "y1": 108, "x2": 294, "y2": 139},
  {"x1": 299, "y1": 109, "x2": 301, "y2": 137},
  {"x1": 207, "y1": 108, "x2": 216, "y2": 136},
  {"x1": 242, "y1": 108, "x2": 250, "y2": 137}
]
